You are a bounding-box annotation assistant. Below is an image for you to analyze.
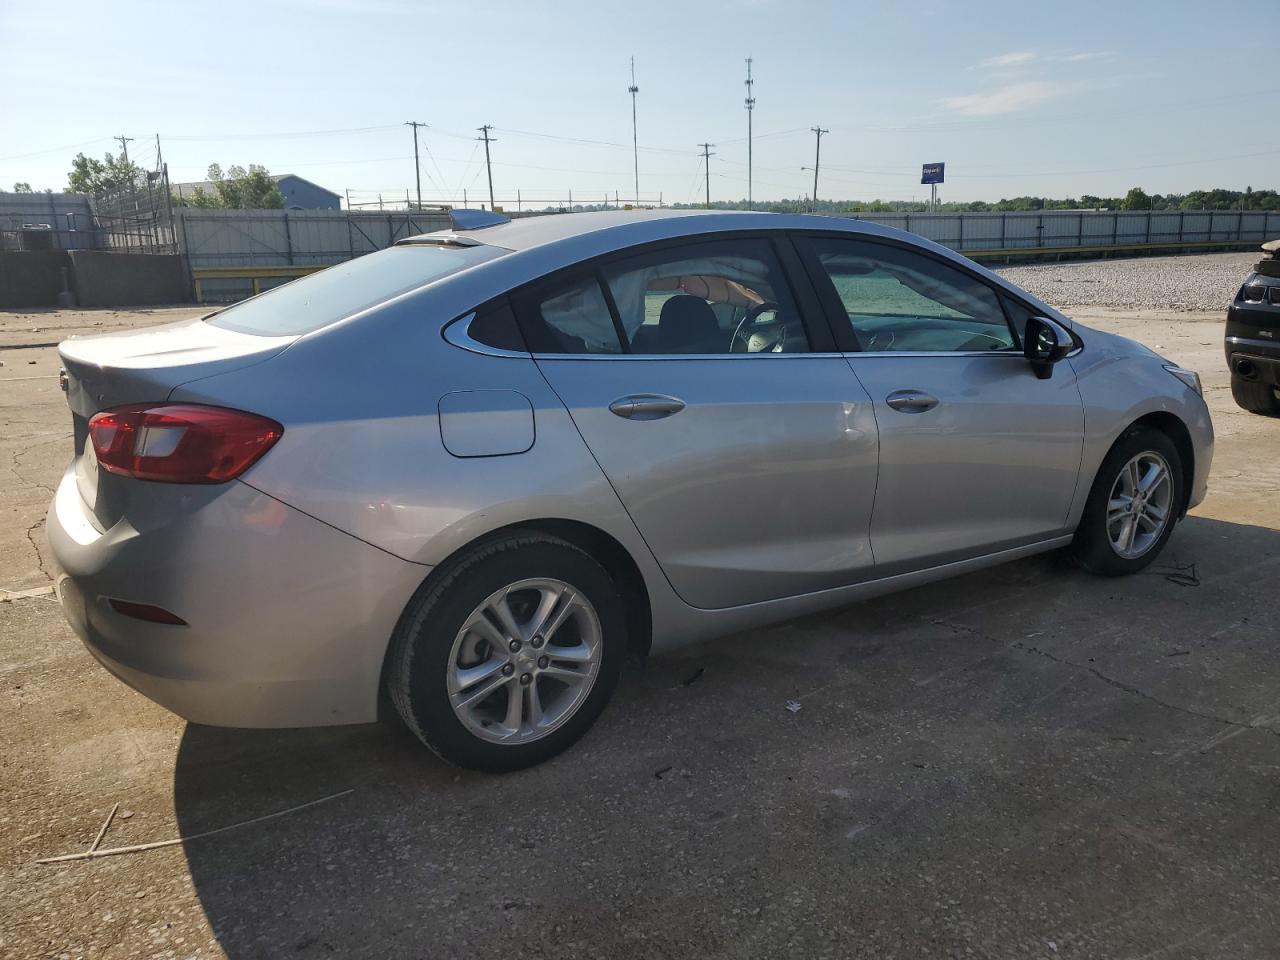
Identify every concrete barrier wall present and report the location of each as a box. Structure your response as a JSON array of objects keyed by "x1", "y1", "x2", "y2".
[
  {"x1": 0, "y1": 251, "x2": 71, "y2": 308},
  {"x1": 68, "y1": 252, "x2": 190, "y2": 307}
]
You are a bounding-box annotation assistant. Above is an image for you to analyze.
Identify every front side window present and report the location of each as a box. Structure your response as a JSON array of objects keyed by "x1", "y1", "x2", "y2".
[
  {"x1": 601, "y1": 238, "x2": 809, "y2": 355},
  {"x1": 804, "y1": 237, "x2": 1016, "y2": 353}
]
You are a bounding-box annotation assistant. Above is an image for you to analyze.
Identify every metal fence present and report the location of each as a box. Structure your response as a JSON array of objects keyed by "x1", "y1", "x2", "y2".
[
  {"x1": 176, "y1": 208, "x2": 452, "y2": 301},
  {"x1": 850, "y1": 209, "x2": 1280, "y2": 257},
  {"x1": 162, "y1": 206, "x2": 1280, "y2": 303}
]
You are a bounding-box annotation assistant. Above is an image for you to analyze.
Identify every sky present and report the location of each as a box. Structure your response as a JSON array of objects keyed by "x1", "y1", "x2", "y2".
[{"x1": 1, "y1": 0, "x2": 1275, "y2": 208}]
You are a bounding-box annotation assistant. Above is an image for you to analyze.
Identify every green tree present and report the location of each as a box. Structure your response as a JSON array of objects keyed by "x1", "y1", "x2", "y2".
[
  {"x1": 175, "y1": 163, "x2": 284, "y2": 209},
  {"x1": 12, "y1": 182, "x2": 33, "y2": 192},
  {"x1": 1120, "y1": 187, "x2": 1152, "y2": 211},
  {"x1": 67, "y1": 151, "x2": 143, "y2": 196}
]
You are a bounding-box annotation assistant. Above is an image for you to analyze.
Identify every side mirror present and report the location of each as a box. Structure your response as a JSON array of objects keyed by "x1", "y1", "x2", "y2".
[{"x1": 1024, "y1": 316, "x2": 1074, "y2": 379}]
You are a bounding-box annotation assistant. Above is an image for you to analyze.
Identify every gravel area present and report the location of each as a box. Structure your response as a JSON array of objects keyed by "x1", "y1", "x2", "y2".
[{"x1": 996, "y1": 251, "x2": 1258, "y2": 312}]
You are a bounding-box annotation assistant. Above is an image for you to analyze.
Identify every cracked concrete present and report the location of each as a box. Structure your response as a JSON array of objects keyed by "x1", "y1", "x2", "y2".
[{"x1": 3, "y1": 296, "x2": 1280, "y2": 959}]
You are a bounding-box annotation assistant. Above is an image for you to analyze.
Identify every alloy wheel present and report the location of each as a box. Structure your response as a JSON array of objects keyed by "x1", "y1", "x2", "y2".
[
  {"x1": 1106, "y1": 451, "x2": 1174, "y2": 560},
  {"x1": 446, "y1": 578, "x2": 602, "y2": 745}
]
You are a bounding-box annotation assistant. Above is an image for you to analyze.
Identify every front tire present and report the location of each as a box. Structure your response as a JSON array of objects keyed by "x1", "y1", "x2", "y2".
[
  {"x1": 1073, "y1": 427, "x2": 1183, "y2": 576},
  {"x1": 387, "y1": 532, "x2": 626, "y2": 772},
  {"x1": 1230, "y1": 375, "x2": 1280, "y2": 416}
]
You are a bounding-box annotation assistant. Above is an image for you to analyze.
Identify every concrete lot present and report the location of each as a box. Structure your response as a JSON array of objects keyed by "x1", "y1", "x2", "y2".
[{"x1": 2, "y1": 268, "x2": 1279, "y2": 958}]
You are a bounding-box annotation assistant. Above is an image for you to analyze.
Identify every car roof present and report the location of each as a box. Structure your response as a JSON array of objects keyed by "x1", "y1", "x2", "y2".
[
  {"x1": 410, "y1": 209, "x2": 750, "y2": 253},
  {"x1": 394, "y1": 209, "x2": 1069, "y2": 328}
]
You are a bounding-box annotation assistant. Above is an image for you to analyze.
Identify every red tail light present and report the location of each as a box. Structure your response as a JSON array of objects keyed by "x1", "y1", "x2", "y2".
[{"x1": 87, "y1": 403, "x2": 283, "y2": 484}]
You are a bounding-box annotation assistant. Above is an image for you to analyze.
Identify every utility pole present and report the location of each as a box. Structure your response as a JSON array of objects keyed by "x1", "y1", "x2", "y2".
[
  {"x1": 809, "y1": 126, "x2": 828, "y2": 213},
  {"x1": 404, "y1": 121, "x2": 426, "y2": 210},
  {"x1": 114, "y1": 134, "x2": 134, "y2": 165},
  {"x1": 699, "y1": 142, "x2": 715, "y2": 209},
  {"x1": 477, "y1": 125, "x2": 496, "y2": 210},
  {"x1": 744, "y1": 58, "x2": 755, "y2": 208},
  {"x1": 628, "y1": 56, "x2": 640, "y2": 206}
]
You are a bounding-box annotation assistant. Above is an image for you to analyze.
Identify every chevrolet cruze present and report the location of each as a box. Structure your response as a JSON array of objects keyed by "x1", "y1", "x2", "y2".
[{"x1": 49, "y1": 210, "x2": 1213, "y2": 770}]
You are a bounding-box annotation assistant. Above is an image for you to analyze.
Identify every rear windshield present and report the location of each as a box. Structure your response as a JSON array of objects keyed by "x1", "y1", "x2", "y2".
[{"x1": 207, "y1": 244, "x2": 506, "y2": 336}]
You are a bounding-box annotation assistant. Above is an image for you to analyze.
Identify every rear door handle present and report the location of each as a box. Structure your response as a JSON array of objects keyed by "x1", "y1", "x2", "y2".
[
  {"x1": 885, "y1": 389, "x2": 939, "y2": 413},
  {"x1": 608, "y1": 394, "x2": 686, "y2": 420}
]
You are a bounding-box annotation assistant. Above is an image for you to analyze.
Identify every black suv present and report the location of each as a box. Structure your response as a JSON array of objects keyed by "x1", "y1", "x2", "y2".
[{"x1": 1226, "y1": 239, "x2": 1280, "y2": 415}]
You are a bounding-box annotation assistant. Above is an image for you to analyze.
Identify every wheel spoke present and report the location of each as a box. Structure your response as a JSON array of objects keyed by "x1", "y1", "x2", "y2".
[
  {"x1": 1138, "y1": 462, "x2": 1166, "y2": 495},
  {"x1": 450, "y1": 657, "x2": 506, "y2": 695},
  {"x1": 453, "y1": 672, "x2": 509, "y2": 713},
  {"x1": 547, "y1": 641, "x2": 594, "y2": 663},
  {"x1": 1136, "y1": 509, "x2": 1163, "y2": 532},
  {"x1": 527, "y1": 681, "x2": 544, "y2": 728},
  {"x1": 503, "y1": 680, "x2": 525, "y2": 730},
  {"x1": 1144, "y1": 500, "x2": 1168, "y2": 523},
  {"x1": 528, "y1": 586, "x2": 578, "y2": 642},
  {"x1": 542, "y1": 664, "x2": 589, "y2": 685},
  {"x1": 487, "y1": 593, "x2": 523, "y2": 642},
  {"x1": 1120, "y1": 516, "x2": 1138, "y2": 553},
  {"x1": 1124, "y1": 459, "x2": 1141, "y2": 496},
  {"x1": 463, "y1": 613, "x2": 507, "y2": 653}
]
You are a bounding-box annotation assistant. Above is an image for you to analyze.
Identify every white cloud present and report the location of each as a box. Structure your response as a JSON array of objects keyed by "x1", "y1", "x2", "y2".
[
  {"x1": 978, "y1": 51, "x2": 1036, "y2": 69},
  {"x1": 1056, "y1": 50, "x2": 1117, "y2": 63},
  {"x1": 939, "y1": 81, "x2": 1061, "y2": 116}
]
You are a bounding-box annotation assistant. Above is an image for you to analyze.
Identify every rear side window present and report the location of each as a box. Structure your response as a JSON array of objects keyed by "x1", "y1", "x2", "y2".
[
  {"x1": 523, "y1": 273, "x2": 623, "y2": 354},
  {"x1": 467, "y1": 299, "x2": 526, "y2": 351},
  {"x1": 208, "y1": 244, "x2": 506, "y2": 336}
]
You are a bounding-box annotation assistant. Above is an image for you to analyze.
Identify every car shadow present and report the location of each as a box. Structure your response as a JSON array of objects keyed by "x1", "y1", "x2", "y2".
[{"x1": 174, "y1": 514, "x2": 1280, "y2": 958}]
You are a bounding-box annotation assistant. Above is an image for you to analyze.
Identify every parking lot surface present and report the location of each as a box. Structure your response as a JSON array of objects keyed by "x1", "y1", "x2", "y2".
[{"x1": 2, "y1": 259, "x2": 1279, "y2": 959}]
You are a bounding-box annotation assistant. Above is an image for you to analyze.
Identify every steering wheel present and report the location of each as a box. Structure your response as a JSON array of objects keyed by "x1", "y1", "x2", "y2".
[
  {"x1": 729, "y1": 301, "x2": 782, "y2": 353},
  {"x1": 954, "y1": 330, "x2": 1012, "y2": 351}
]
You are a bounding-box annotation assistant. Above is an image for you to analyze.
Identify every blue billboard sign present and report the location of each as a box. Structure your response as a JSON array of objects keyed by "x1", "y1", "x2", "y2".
[{"x1": 921, "y1": 162, "x2": 945, "y2": 185}]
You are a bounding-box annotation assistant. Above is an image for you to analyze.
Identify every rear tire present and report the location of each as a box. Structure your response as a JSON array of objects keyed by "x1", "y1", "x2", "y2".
[
  {"x1": 1230, "y1": 375, "x2": 1280, "y2": 416},
  {"x1": 1073, "y1": 427, "x2": 1183, "y2": 577},
  {"x1": 386, "y1": 532, "x2": 626, "y2": 772}
]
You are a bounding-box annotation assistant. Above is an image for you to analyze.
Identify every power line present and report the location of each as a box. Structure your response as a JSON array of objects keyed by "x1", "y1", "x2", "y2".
[{"x1": 164, "y1": 124, "x2": 400, "y2": 142}]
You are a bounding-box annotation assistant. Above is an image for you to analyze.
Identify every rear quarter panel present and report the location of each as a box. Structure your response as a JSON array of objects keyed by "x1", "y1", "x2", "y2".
[{"x1": 165, "y1": 278, "x2": 673, "y2": 605}]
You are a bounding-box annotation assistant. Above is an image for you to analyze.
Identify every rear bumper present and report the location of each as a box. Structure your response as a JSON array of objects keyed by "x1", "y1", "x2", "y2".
[{"x1": 47, "y1": 469, "x2": 429, "y2": 727}]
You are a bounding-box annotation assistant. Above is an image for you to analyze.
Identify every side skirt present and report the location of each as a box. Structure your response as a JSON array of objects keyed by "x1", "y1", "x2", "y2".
[{"x1": 647, "y1": 534, "x2": 1075, "y2": 654}]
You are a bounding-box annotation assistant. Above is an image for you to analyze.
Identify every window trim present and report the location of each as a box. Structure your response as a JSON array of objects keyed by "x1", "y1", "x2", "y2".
[
  {"x1": 510, "y1": 230, "x2": 831, "y2": 359},
  {"x1": 792, "y1": 231, "x2": 1024, "y2": 355},
  {"x1": 442, "y1": 294, "x2": 532, "y2": 357}
]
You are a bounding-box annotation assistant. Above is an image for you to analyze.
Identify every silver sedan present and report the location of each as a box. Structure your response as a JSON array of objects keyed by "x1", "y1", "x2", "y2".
[{"x1": 48, "y1": 210, "x2": 1213, "y2": 770}]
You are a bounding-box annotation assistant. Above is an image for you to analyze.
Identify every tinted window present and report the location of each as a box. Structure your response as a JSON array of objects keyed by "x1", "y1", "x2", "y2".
[
  {"x1": 467, "y1": 299, "x2": 526, "y2": 351},
  {"x1": 806, "y1": 237, "x2": 1015, "y2": 352},
  {"x1": 601, "y1": 238, "x2": 808, "y2": 354},
  {"x1": 208, "y1": 244, "x2": 506, "y2": 337},
  {"x1": 998, "y1": 295, "x2": 1035, "y2": 346},
  {"x1": 527, "y1": 274, "x2": 622, "y2": 354}
]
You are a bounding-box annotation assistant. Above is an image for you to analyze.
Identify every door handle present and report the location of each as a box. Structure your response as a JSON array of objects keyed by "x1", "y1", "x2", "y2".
[
  {"x1": 885, "y1": 389, "x2": 939, "y2": 413},
  {"x1": 608, "y1": 394, "x2": 686, "y2": 420}
]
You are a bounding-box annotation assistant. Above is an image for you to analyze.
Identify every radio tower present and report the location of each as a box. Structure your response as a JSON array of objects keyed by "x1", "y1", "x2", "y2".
[{"x1": 744, "y1": 58, "x2": 756, "y2": 208}]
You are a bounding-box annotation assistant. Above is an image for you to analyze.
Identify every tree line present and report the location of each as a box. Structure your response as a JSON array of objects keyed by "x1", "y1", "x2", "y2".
[
  {"x1": 6, "y1": 148, "x2": 1279, "y2": 214},
  {"x1": 671, "y1": 186, "x2": 1280, "y2": 214}
]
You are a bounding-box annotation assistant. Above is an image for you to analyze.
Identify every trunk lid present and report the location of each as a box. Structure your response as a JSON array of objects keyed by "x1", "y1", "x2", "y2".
[{"x1": 59, "y1": 317, "x2": 294, "y2": 530}]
